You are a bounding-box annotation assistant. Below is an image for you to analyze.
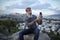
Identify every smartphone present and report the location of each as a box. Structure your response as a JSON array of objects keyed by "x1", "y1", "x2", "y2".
[{"x1": 38, "y1": 12, "x2": 42, "y2": 25}]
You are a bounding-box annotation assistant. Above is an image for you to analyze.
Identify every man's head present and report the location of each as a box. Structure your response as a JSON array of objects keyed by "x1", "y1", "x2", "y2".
[{"x1": 26, "y1": 7, "x2": 32, "y2": 15}]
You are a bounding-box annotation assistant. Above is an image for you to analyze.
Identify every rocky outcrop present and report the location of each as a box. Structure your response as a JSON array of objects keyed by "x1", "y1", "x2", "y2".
[
  {"x1": 0, "y1": 33, "x2": 8, "y2": 40},
  {"x1": 9, "y1": 31, "x2": 50, "y2": 40}
]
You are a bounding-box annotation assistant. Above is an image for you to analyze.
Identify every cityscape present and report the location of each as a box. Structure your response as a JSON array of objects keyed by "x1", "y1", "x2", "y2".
[{"x1": 0, "y1": 13, "x2": 60, "y2": 40}]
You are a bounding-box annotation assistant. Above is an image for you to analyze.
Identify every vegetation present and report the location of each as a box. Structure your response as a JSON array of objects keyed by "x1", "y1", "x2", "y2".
[
  {"x1": 0, "y1": 19, "x2": 21, "y2": 35},
  {"x1": 48, "y1": 30, "x2": 60, "y2": 40},
  {"x1": 42, "y1": 29, "x2": 60, "y2": 40}
]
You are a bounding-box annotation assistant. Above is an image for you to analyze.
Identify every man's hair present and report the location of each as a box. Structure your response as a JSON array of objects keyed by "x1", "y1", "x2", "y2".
[{"x1": 26, "y1": 7, "x2": 31, "y2": 11}]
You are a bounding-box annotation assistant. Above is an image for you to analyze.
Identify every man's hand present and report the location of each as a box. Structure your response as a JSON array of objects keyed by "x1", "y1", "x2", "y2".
[{"x1": 37, "y1": 16, "x2": 42, "y2": 21}]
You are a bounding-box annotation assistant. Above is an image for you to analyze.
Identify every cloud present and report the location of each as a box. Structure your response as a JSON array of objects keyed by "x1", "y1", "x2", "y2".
[
  {"x1": 0, "y1": 0, "x2": 60, "y2": 16},
  {"x1": 8, "y1": 8, "x2": 56, "y2": 16},
  {"x1": 38, "y1": 0, "x2": 60, "y2": 10},
  {"x1": 30, "y1": 3, "x2": 51, "y2": 9},
  {"x1": 10, "y1": 9, "x2": 25, "y2": 14},
  {"x1": 0, "y1": 0, "x2": 37, "y2": 10}
]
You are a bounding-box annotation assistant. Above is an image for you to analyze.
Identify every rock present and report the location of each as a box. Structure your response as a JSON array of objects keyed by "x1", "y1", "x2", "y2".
[
  {"x1": 24, "y1": 34, "x2": 34, "y2": 40},
  {"x1": 24, "y1": 32, "x2": 50, "y2": 40},
  {"x1": 9, "y1": 31, "x2": 50, "y2": 40},
  {"x1": 38, "y1": 32, "x2": 50, "y2": 40},
  {"x1": 0, "y1": 33, "x2": 8, "y2": 40}
]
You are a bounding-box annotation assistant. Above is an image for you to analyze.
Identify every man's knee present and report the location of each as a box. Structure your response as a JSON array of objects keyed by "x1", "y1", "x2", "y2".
[{"x1": 34, "y1": 29, "x2": 40, "y2": 35}]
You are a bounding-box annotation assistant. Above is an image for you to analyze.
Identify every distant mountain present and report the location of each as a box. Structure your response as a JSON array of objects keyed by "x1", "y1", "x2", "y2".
[
  {"x1": 0, "y1": 13, "x2": 26, "y2": 21},
  {"x1": 45, "y1": 14, "x2": 60, "y2": 20},
  {"x1": 49, "y1": 14, "x2": 60, "y2": 17}
]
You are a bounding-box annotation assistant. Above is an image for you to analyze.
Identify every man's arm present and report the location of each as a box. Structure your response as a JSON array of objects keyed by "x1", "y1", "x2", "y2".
[
  {"x1": 27, "y1": 17, "x2": 42, "y2": 26},
  {"x1": 27, "y1": 19, "x2": 37, "y2": 26}
]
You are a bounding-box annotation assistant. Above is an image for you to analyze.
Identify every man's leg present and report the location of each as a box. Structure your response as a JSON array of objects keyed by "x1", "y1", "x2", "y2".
[
  {"x1": 34, "y1": 28, "x2": 40, "y2": 40},
  {"x1": 19, "y1": 29, "x2": 33, "y2": 40}
]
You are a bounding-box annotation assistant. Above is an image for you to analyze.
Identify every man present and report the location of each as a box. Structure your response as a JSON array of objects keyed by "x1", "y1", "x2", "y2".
[{"x1": 19, "y1": 7, "x2": 42, "y2": 40}]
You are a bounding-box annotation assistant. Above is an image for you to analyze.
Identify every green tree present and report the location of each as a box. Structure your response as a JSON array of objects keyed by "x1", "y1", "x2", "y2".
[{"x1": 0, "y1": 20, "x2": 19, "y2": 35}]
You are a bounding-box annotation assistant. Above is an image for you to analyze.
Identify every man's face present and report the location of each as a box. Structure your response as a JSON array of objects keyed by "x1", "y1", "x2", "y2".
[{"x1": 26, "y1": 9, "x2": 31, "y2": 15}]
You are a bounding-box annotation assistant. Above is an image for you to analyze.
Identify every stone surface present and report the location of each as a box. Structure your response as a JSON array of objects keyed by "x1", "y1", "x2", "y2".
[
  {"x1": 0, "y1": 33, "x2": 8, "y2": 40},
  {"x1": 9, "y1": 31, "x2": 50, "y2": 40}
]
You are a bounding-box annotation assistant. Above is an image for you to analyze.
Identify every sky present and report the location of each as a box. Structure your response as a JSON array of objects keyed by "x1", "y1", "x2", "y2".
[{"x1": 0, "y1": 0, "x2": 60, "y2": 16}]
